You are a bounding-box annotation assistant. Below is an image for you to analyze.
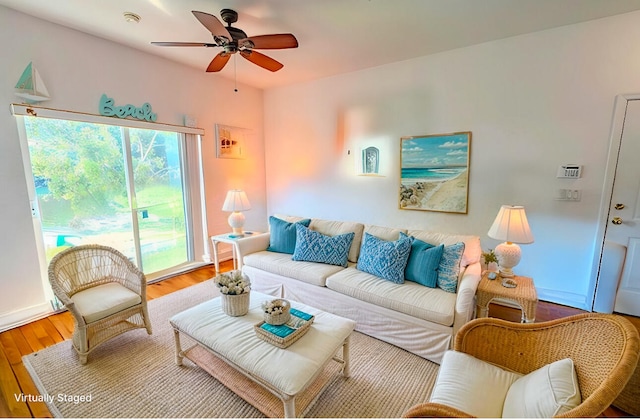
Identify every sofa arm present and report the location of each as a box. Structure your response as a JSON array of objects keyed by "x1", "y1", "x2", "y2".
[
  {"x1": 452, "y1": 262, "x2": 481, "y2": 338},
  {"x1": 235, "y1": 232, "x2": 271, "y2": 259}
]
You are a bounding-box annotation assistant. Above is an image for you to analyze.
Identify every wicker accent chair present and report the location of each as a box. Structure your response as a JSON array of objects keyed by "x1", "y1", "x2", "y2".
[
  {"x1": 48, "y1": 244, "x2": 153, "y2": 364},
  {"x1": 403, "y1": 313, "x2": 640, "y2": 418}
]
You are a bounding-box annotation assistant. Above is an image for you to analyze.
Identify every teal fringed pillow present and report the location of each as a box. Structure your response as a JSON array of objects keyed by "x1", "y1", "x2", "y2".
[
  {"x1": 437, "y1": 242, "x2": 466, "y2": 293},
  {"x1": 356, "y1": 232, "x2": 413, "y2": 284},
  {"x1": 405, "y1": 238, "x2": 445, "y2": 288},
  {"x1": 266, "y1": 216, "x2": 311, "y2": 254},
  {"x1": 292, "y1": 224, "x2": 355, "y2": 267}
]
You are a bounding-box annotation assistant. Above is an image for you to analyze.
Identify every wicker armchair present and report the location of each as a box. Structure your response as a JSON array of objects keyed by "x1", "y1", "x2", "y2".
[
  {"x1": 48, "y1": 244, "x2": 153, "y2": 364},
  {"x1": 403, "y1": 313, "x2": 640, "y2": 418}
]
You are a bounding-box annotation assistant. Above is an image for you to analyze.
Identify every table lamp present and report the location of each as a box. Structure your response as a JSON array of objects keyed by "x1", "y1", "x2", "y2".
[
  {"x1": 487, "y1": 205, "x2": 534, "y2": 278},
  {"x1": 222, "y1": 190, "x2": 251, "y2": 236}
]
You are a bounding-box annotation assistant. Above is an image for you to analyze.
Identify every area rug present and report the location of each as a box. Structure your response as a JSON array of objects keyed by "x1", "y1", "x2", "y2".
[{"x1": 23, "y1": 280, "x2": 438, "y2": 418}]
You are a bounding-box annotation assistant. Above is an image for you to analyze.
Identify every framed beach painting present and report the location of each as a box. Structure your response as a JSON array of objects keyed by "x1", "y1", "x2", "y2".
[{"x1": 399, "y1": 132, "x2": 471, "y2": 214}]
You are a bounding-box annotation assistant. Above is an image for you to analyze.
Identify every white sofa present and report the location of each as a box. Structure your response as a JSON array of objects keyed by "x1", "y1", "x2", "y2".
[{"x1": 238, "y1": 215, "x2": 482, "y2": 364}]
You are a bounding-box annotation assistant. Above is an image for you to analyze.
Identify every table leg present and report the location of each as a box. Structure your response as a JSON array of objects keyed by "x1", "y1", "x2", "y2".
[
  {"x1": 342, "y1": 336, "x2": 351, "y2": 378},
  {"x1": 522, "y1": 313, "x2": 535, "y2": 323},
  {"x1": 477, "y1": 304, "x2": 489, "y2": 318},
  {"x1": 234, "y1": 243, "x2": 243, "y2": 270},
  {"x1": 211, "y1": 239, "x2": 220, "y2": 272},
  {"x1": 173, "y1": 329, "x2": 184, "y2": 366},
  {"x1": 231, "y1": 243, "x2": 238, "y2": 270},
  {"x1": 283, "y1": 395, "x2": 296, "y2": 418}
]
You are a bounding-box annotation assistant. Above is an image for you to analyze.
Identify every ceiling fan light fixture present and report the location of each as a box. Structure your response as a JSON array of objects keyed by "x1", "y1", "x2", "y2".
[
  {"x1": 123, "y1": 12, "x2": 141, "y2": 23},
  {"x1": 151, "y1": 9, "x2": 298, "y2": 73}
]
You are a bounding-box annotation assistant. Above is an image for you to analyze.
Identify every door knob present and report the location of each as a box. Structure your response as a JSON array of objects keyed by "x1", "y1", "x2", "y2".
[
  {"x1": 612, "y1": 217, "x2": 623, "y2": 225},
  {"x1": 615, "y1": 203, "x2": 625, "y2": 210}
]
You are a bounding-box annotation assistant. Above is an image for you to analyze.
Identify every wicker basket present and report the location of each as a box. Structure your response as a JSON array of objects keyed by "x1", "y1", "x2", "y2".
[
  {"x1": 221, "y1": 292, "x2": 250, "y2": 317},
  {"x1": 262, "y1": 299, "x2": 291, "y2": 325}
]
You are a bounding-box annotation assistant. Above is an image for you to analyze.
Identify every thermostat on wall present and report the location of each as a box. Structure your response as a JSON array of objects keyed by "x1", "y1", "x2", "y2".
[{"x1": 557, "y1": 164, "x2": 582, "y2": 179}]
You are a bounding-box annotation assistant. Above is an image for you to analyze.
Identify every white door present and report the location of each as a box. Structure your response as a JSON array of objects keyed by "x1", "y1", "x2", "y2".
[{"x1": 600, "y1": 98, "x2": 640, "y2": 316}]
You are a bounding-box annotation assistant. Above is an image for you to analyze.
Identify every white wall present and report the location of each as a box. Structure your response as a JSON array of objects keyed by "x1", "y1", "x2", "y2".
[
  {"x1": 0, "y1": 7, "x2": 266, "y2": 329},
  {"x1": 264, "y1": 10, "x2": 640, "y2": 310}
]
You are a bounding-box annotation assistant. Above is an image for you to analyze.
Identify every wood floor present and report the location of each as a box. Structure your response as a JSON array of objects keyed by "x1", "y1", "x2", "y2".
[{"x1": 0, "y1": 262, "x2": 637, "y2": 418}]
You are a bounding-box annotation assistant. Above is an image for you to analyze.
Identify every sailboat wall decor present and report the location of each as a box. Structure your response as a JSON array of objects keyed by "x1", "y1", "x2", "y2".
[{"x1": 15, "y1": 62, "x2": 50, "y2": 102}]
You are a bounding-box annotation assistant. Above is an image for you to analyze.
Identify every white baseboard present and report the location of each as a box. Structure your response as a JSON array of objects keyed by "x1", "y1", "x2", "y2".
[
  {"x1": 0, "y1": 302, "x2": 54, "y2": 333},
  {"x1": 536, "y1": 287, "x2": 590, "y2": 311}
]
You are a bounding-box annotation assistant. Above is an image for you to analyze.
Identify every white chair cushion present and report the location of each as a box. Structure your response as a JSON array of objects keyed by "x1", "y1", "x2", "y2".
[
  {"x1": 430, "y1": 350, "x2": 522, "y2": 418},
  {"x1": 71, "y1": 282, "x2": 142, "y2": 323},
  {"x1": 502, "y1": 358, "x2": 581, "y2": 417}
]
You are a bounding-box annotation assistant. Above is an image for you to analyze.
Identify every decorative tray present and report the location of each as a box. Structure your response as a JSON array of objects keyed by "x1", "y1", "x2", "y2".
[{"x1": 254, "y1": 308, "x2": 315, "y2": 348}]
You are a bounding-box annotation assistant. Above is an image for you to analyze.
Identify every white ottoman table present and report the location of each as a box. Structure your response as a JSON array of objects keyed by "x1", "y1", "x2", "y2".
[{"x1": 169, "y1": 291, "x2": 356, "y2": 418}]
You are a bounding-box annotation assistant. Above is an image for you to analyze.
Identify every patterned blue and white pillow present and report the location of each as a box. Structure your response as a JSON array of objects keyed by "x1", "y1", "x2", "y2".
[
  {"x1": 356, "y1": 232, "x2": 413, "y2": 284},
  {"x1": 437, "y1": 242, "x2": 466, "y2": 293},
  {"x1": 292, "y1": 224, "x2": 355, "y2": 267}
]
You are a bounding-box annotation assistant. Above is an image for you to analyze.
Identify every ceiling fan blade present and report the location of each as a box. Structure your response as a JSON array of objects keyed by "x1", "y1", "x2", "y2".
[
  {"x1": 239, "y1": 34, "x2": 298, "y2": 50},
  {"x1": 151, "y1": 42, "x2": 217, "y2": 47},
  {"x1": 207, "y1": 52, "x2": 231, "y2": 72},
  {"x1": 192, "y1": 11, "x2": 231, "y2": 41},
  {"x1": 240, "y1": 50, "x2": 284, "y2": 72}
]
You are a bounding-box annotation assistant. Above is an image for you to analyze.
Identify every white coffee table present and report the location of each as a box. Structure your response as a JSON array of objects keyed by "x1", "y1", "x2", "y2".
[{"x1": 169, "y1": 291, "x2": 356, "y2": 418}]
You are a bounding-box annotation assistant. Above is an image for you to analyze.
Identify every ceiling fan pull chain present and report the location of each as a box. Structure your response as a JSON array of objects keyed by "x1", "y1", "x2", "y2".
[{"x1": 234, "y1": 55, "x2": 238, "y2": 92}]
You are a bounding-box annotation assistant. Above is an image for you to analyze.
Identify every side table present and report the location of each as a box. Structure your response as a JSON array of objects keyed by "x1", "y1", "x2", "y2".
[
  {"x1": 476, "y1": 272, "x2": 538, "y2": 323},
  {"x1": 210, "y1": 231, "x2": 261, "y2": 272}
]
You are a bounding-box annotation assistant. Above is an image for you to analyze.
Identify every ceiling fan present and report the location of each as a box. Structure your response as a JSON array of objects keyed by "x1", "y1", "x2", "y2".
[{"x1": 151, "y1": 9, "x2": 298, "y2": 73}]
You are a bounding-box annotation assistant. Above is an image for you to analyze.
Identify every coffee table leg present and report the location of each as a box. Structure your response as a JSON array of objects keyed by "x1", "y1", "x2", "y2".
[
  {"x1": 173, "y1": 329, "x2": 184, "y2": 366},
  {"x1": 342, "y1": 336, "x2": 351, "y2": 378},
  {"x1": 283, "y1": 395, "x2": 296, "y2": 418}
]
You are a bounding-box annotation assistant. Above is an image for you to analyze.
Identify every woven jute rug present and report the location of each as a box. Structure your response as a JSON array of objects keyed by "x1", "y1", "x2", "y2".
[{"x1": 23, "y1": 280, "x2": 438, "y2": 418}]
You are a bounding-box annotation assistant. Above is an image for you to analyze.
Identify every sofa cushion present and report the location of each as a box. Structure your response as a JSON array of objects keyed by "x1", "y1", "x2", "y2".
[
  {"x1": 405, "y1": 239, "x2": 444, "y2": 288},
  {"x1": 71, "y1": 282, "x2": 142, "y2": 324},
  {"x1": 326, "y1": 267, "x2": 457, "y2": 325},
  {"x1": 437, "y1": 242, "x2": 465, "y2": 293},
  {"x1": 292, "y1": 224, "x2": 354, "y2": 267},
  {"x1": 430, "y1": 350, "x2": 522, "y2": 418},
  {"x1": 266, "y1": 216, "x2": 311, "y2": 254},
  {"x1": 243, "y1": 251, "x2": 346, "y2": 287},
  {"x1": 407, "y1": 229, "x2": 481, "y2": 267},
  {"x1": 309, "y1": 219, "x2": 364, "y2": 263},
  {"x1": 502, "y1": 358, "x2": 581, "y2": 418},
  {"x1": 356, "y1": 233, "x2": 413, "y2": 284}
]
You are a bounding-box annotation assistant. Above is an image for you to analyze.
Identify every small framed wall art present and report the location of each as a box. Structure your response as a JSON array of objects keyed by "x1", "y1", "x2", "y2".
[
  {"x1": 215, "y1": 124, "x2": 249, "y2": 159},
  {"x1": 400, "y1": 131, "x2": 471, "y2": 214}
]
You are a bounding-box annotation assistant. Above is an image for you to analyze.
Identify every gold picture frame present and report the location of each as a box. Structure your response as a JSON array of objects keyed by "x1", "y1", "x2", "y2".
[{"x1": 400, "y1": 131, "x2": 471, "y2": 214}]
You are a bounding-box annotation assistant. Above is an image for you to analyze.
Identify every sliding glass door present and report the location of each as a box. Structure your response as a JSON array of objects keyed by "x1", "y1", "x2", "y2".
[{"x1": 23, "y1": 117, "x2": 191, "y2": 275}]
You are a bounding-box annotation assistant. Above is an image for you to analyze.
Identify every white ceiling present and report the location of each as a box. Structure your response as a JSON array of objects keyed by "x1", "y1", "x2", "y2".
[{"x1": 3, "y1": 0, "x2": 640, "y2": 90}]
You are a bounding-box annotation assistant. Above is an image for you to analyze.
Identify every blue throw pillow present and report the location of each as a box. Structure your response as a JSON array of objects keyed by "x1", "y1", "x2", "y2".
[
  {"x1": 266, "y1": 216, "x2": 311, "y2": 254},
  {"x1": 405, "y1": 239, "x2": 445, "y2": 288},
  {"x1": 292, "y1": 224, "x2": 354, "y2": 267},
  {"x1": 437, "y1": 242, "x2": 466, "y2": 293},
  {"x1": 356, "y1": 232, "x2": 413, "y2": 284}
]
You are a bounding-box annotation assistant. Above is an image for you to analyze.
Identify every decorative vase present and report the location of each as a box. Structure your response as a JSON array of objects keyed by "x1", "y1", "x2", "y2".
[{"x1": 221, "y1": 292, "x2": 250, "y2": 316}]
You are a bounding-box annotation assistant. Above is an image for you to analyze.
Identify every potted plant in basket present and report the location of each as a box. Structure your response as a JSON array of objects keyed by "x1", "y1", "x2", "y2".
[{"x1": 214, "y1": 270, "x2": 251, "y2": 316}]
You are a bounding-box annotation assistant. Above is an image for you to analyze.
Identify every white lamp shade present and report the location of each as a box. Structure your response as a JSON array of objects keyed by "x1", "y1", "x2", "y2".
[
  {"x1": 487, "y1": 205, "x2": 534, "y2": 244},
  {"x1": 222, "y1": 190, "x2": 251, "y2": 212}
]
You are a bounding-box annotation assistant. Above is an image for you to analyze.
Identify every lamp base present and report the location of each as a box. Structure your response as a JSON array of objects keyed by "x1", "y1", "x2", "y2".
[
  {"x1": 495, "y1": 241, "x2": 521, "y2": 278},
  {"x1": 228, "y1": 211, "x2": 245, "y2": 236}
]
